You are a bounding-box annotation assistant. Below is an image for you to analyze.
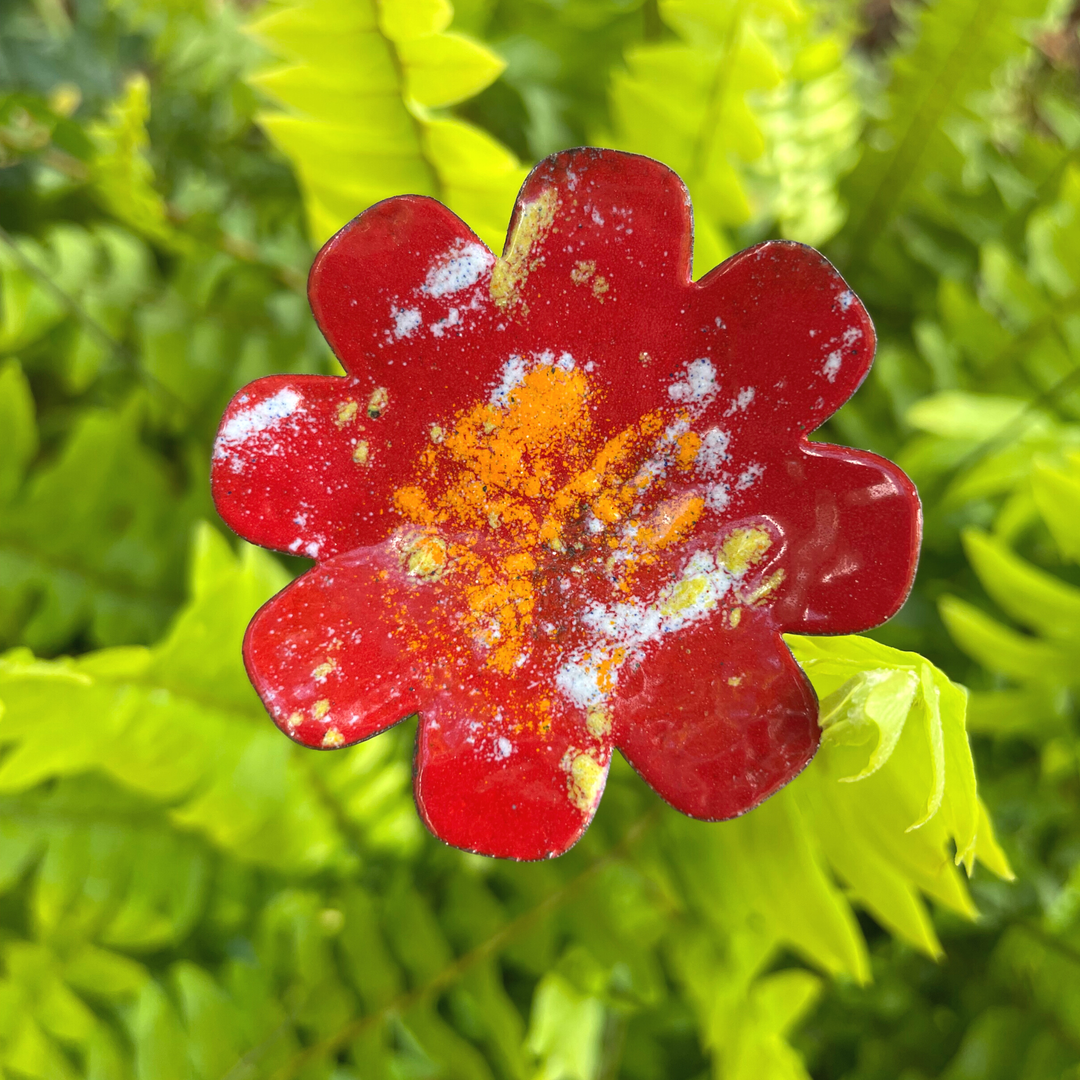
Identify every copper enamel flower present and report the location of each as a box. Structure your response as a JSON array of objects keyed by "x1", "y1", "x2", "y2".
[{"x1": 211, "y1": 148, "x2": 920, "y2": 860}]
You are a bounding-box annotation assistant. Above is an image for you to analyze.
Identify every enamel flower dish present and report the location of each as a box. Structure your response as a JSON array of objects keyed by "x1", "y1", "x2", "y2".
[{"x1": 211, "y1": 148, "x2": 921, "y2": 861}]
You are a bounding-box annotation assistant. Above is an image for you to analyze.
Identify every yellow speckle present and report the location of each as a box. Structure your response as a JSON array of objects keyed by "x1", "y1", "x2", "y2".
[
  {"x1": 490, "y1": 188, "x2": 559, "y2": 310},
  {"x1": 719, "y1": 527, "x2": 772, "y2": 576},
  {"x1": 729, "y1": 607, "x2": 742, "y2": 628},
  {"x1": 313, "y1": 659, "x2": 336, "y2": 679},
  {"x1": 430, "y1": 424, "x2": 444, "y2": 443},
  {"x1": 591, "y1": 274, "x2": 609, "y2": 300},
  {"x1": 367, "y1": 387, "x2": 389, "y2": 419},
  {"x1": 571, "y1": 260, "x2": 595, "y2": 285},
  {"x1": 335, "y1": 400, "x2": 358, "y2": 427},
  {"x1": 322, "y1": 728, "x2": 344, "y2": 748},
  {"x1": 743, "y1": 568, "x2": 786, "y2": 605},
  {"x1": 639, "y1": 351, "x2": 652, "y2": 365},
  {"x1": 660, "y1": 574, "x2": 708, "y2": 617},
  {"x1": 567, "y1": 751, "x2": 605, "y2": 812},
  {"x1": 727, "y1": 676, "x2": 743, "y2": 687},
  {"x1": 286, "y1": 712, "x2": 302, "y2": 728},
  {"x1": 313, "y1": 699, "x2": 330, "y2": 720},
  {"x1": 586, "y1": 706, "x2": 611, "y2": 738},
  {"x1": 404, "y1": 534, "x2": 450, "y2": 582},
  {"x1": 352, "y1": 441, "x2": 370, "y2": 465}
]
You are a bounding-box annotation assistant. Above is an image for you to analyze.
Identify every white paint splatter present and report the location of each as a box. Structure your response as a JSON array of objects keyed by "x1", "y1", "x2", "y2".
[
  {"x1": 490, "y1": 354, "x2": 528, "y2": 406},
  {"x1": 556, "y1": 549, "x2": 737, "y2": 710},
  {"x1": 706, "y1": 483, "x2": 730, "y2": 512},
  {"x1": 697, "y1": 428, "x2": 731, "y2": 475},
  {"x1": 736, "y1": 463, "x2": 764, "y2": 490},
  {"x1": 723, "y1": 387, "x2": 755, "y2": 416},
  {"x1": 392, "y1": 307, "x2": 422, "y2": 339},
  {"x1": 842, "y1": 325, "x2": 862, "y2": 346},
  {"x1": 430, "y1": 307, "x2": 460, "y2": 337},
  {"x1": 668, "y1": 358, "x2": 717, "y2": 404},
  {"x1": 823, "y1": 350, "x2": 842, "y2": 381},
  {"x1": 214, "y1": 388, "x2": 301, "y2": 457},
  {"x1": 837, "y1": 290, "x2": 854, "y2": 311},
  {"x1": 422, "y1": 242, "x2": 491, "y2": 297},
  {"x1": 495, "y1": 736, "x2": 513, "y2": 759}
]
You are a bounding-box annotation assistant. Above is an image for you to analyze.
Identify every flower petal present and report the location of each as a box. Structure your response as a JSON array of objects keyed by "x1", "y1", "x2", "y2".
[
  {"x1": 244, "y1": 530, "x2": 610, "y2": 857},
  {"x1": 243, "y1": 543, "x2": 424, "y2": 748},
  {"x1": 611, "y1": 612, "x2": 818, "y2": 820},
  {"x1": 309, "y1": 194, "x2": 497, "y2": 380},
  {"x1": 692, "y1": 240, "x2": 876, "y2": 434},
  {"x1": 213, "y1": 373, "x2": 406, "y2": 559},
  {"x1": 415, "y1": 690, "x2": 609, "y2": 860},
  {"x1": 769, "y1": 443, "x2": 922, "y2": 634}
]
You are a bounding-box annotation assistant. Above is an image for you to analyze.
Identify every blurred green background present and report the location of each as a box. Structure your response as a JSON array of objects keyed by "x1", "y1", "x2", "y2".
[{"x1": 2, "y1": 0, "x2": 1080, "y2": 1076}]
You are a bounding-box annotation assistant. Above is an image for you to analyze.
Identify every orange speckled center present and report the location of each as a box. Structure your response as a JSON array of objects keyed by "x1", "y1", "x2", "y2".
[{"x1": 392, "y1": 363, "x2": 706, "y2": 675}]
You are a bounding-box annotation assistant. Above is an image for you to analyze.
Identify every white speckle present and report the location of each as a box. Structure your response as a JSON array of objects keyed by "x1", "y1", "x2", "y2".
[
  {"x1": 430, "y1": 307, "x2": 460, "y2": 337},
  {"x1": 706, "y1": 483, "x2": 730, "y2": 512},
  {"x1": 823, "y1": 350, "x2": 842, "y2": 381},
  {"x1": 495, "y1": 737, "x2": 513, "y2": 759},
  {"x1": 668, "y1": 358, "x2": 717, "y2": 404},
  {"x1": 842, "y1": 326, "x2": 862, "y2": 346},
  {"x1": 294, "y1": 513, "x2": 308, "y2": 527},
  {"x1": 736, "y1": 463, "x2": 764, "y2": 490},
  {"x1": 556, "y1": 549, "x2": 737, "y2": 709},
  {"x1": 715, "y1": 316, "x2": 725, "y2": 329},
  {"x1": 809, "y1": 329, "x2": 817, "y2": 338},
  {"x1": 490, "y1": 354, "x2": 527, "y2": 406},
  {"x1": 557, "y1": 351, "x2": 575, "y2": 371},
  {"x1": 697, "y1": 428, "x2": 730, "y2": 475},
  {"x1": 214, "y1": 388, "x2": 301, "y2": 458},
  {"x1": 304, "y1": 541, "x2": 321, "y2": 558},
  {"x1": 289, "y1": 538, "x2": 303, "y2": 552},
  {"x1": 392, "y1": 307, "x2": 422, "y2": 339},
  {"x1": 585, "y1": 361, "x2": 595, "y2": 372},
  {"x1": 422, "y1": 242, "x2": 491, "y2": 297},
  {"x1": 591, "y1": 206, "x2": 605, "y2": 227},
  {"x1": 724, "y1": 387, "x2": 755, "y2": 416},
  {"x1": 837, "y1": 290, "x2": 854, "y2": 311}
]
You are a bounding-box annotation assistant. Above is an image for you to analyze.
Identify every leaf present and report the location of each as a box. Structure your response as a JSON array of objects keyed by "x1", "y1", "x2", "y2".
[
  {"x1": 0, "y1": 358, "x2": 37, "y2": 505},
  {"x1": 0, "y1": 397, "x2": 190, "y2": 653},
  {"x1": 526, "y1": 972, "x2": 604, "y2": 1080},
  {"x1": 87, "y1": 75, "x2": 182, "y2": 250},
  {"x1": 248, "y1": 0, "x2": 525, "y2": 249},
  {"x1": 962, "y1": 527, "x2": 1080, "y2": 640},
  {"x1": 1032, "y1": 457, "x2": 1080, "y2": 561},
  {"x1": 0, "y1": 524, "x2": 417, "y2": 873},
  {"x1": 939, "y1": 594, "x2": 1077, "y2": 684},
  {"x1": 787, "y1": 633, "x2": 999, "y2": 952},
  {"x1": 838, "y1": 0, "x2": 1047, "y2": 262}
]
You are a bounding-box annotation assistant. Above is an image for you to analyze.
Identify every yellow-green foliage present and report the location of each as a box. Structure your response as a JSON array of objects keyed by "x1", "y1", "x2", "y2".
[
  {"x1": 248, "y1": 0, "x2": 527, "y2": 247},
  {"x1": 4, "y1": 0, "x2": 1080, "y2": 1074}
]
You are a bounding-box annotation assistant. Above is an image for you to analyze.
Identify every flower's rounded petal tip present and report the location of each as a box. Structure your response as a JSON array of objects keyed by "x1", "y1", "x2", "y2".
[
  {"x1": 695, "y1": 239, "x2": 875, "y2": 433},
  {"x1": 414, "y1": 698, "x2": 609, "y2": 861},
  {"x1": 309, "y1": 195, "x2": 489, "y2": 376},
  {"x1": 614, "y1": 618, "x2": 819, "y2": 820},
  {"x1": 242, "y1": 550, "x2": 423, "y2": 749},
  {"x1": 774, "y1": 444, "x2": 922, "y2": 635}
]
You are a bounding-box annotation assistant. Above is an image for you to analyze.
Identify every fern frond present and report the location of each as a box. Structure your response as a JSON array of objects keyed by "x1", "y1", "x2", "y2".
[
  {"x1": 839, "y1": 0, "x2": 1050, "y2": 264},
  {"x1": 247, "y1": 0, "x2": 527, "y2": 248}
]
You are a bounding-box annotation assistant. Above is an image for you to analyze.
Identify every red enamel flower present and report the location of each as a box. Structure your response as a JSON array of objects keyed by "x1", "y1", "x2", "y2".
[{"x1": 212, "y1": 149, "x2": 920, "y2": 861}]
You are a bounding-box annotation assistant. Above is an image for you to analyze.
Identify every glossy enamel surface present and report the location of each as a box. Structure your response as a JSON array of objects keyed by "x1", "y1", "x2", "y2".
[{"x1": 212, "y1": 148, "x2": 921, "y2": 860}]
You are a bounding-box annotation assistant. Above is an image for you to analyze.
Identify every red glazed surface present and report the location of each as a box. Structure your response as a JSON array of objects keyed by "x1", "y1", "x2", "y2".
[{"x1": 211, "y1": 148, "x2": 921, "y2": 860}]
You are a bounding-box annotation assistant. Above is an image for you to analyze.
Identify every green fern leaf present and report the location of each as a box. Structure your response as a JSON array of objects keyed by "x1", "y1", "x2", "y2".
[{"x1": 247, "y1": 0, "x2": 526, "y2": 248}]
